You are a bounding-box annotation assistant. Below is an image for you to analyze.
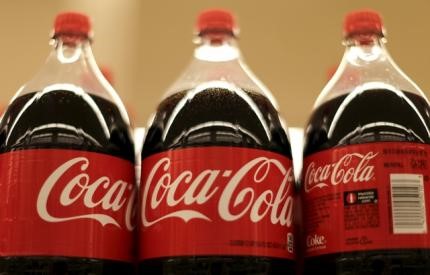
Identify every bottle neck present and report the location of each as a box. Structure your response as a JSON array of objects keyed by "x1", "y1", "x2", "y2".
[
  {"x1": 12, "y1": 32, "x2": 131, "y2": 125},
  {"x1": 18, "y1": 34, "x2": 112, "y2": 100},
  {"x1": 48, "y1": 34, "x2": 102, "y2": 86},
  {"x1": 193, "y1": 34, "x2": 240, "y2": 62},
  {"x1": 52, "y1": 34, "x2": 93, "y2": 64},
  {"x1": 343, "y1": 34, "x2": 387, "y2": 65},
  {"x1": 314, "y1": 33, "x2": 426, "y2": 107},
  {"x1": 163, "y1": 32, "x2": 278, "y2": 109}
]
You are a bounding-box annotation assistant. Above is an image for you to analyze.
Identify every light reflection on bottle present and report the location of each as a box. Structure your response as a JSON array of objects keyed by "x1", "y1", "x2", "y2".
[
  {"x1": 170, "y1": 120, "x2": 263, "y2": 146},
  {"x1": 328, "y1": 82, "x2": 430, "y2": 140},
  {"x1": 162, "y1": 81, "x2": 271, "y2": 143},
  {"x1": 194, "y1": 43, "x2": 240, "y2": 62},
  {"x1": 6, "y1": 83, "x2": 110, "y2": 146}
]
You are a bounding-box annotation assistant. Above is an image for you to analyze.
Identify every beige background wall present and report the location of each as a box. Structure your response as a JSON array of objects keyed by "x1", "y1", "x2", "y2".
[{"x1": 0, "y1": 1, "x2": 429, "y2": 127}]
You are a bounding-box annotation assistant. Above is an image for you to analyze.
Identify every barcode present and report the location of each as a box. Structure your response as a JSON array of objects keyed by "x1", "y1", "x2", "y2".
[{"x1": 390, "y1": 174, "x2": 427, "y2": 234}]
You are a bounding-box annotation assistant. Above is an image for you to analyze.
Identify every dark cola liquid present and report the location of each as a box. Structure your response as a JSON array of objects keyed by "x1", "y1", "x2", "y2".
[
  {"x1": 0, "y1": 90, "x2": 134, "y2": 275},
  {"x1": 140, "y1": 87, "x2": 294, "y2": 275},
  {"x1": 303, "y1": 89, "x2": 430, "y2": 275}
]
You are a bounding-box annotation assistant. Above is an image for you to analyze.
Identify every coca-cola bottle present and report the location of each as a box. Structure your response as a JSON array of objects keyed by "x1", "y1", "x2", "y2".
[
  {"x1": 302, "y1": 10, "x2": 430, "y2": 274},
  {"x1": 139, "y1": 8, "x2": 296, "y2": 274},
  {"x1": 0, "y1": 12, "x2": 136, "y2": 274}
]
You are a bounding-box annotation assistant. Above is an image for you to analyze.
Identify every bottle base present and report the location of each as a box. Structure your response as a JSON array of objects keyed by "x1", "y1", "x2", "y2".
[
  {"x1": 139, "y1": 256, "x2": 295, "y2": 275},
  {"x1": 304, "y1": 249, "x2": 430, "y2": 275},
  {"x1": 0, "y1": 256, "x2": 134, "y2": 275}
]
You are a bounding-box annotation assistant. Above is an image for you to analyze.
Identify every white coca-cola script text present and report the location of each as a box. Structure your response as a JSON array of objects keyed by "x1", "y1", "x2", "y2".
[
  {"x1": 37, "y1": 157, "x2": 136, "y2": 230},
  {"x1": 304, "y1": 152, "x2": 378, "y2": 193},
  {"x1": 141, "y1": 157, "x2": 295, "y2": 227}
]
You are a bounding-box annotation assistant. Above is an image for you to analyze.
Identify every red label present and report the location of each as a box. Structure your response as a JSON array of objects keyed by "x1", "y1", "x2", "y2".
[
  {"x1": 0, "y1": 149, "x2": 136, "y2": 262},
  {"x1": 302, "y1": 142, "x2": 430, "y2": 257},
  {"x1": 139, "y1": 147, "x2": 295, "y2": 260}
]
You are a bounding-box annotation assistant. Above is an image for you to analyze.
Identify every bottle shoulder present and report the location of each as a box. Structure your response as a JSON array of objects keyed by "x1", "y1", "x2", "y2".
[
  {"x1": 0, "y1": 89, "x2": 134, "y2": 161},
  {"x1": 163, "y1": 53, "x2": 280, "y2": 110},
  {"x1": 304, "y1": 89, "x2": 430, "y2": 155},
  {"x1": 315, "y1": 45, "x2": 429, "y2": 108},
  {"x1": 143, "y1": 85, "x2": 291, "y2": 157}
]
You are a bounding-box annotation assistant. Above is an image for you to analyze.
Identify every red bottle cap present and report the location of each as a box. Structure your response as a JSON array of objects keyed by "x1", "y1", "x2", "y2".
[
  {"x1": 196, "y1": 9, "x2": 237, "y2": 35},
  {"x1": 54, "y1": 11, "x2": 91, "y2": 37},
  {"x1": 343, "y1": 10, "x2": 383, "y2": 38}
]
